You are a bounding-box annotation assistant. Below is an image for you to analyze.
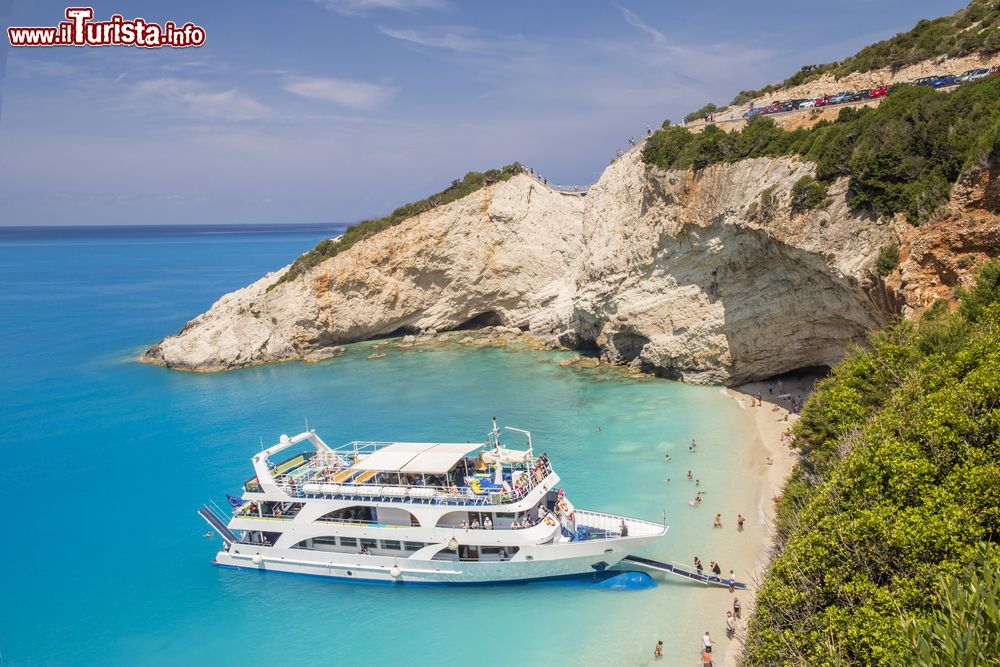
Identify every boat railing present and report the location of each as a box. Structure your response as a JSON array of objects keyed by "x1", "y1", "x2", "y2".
[
  {"x1": 272, "y1": 461, "x2": 555, "y2": 506},
  {"x1": 573, "y1": 509, "x2": 666, "y2": 537}
]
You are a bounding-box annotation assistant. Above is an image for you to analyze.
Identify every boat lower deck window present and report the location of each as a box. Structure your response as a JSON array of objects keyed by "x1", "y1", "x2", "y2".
[
  {"x1": 380, "y1": 540, "x2": 401, "y2": 551},
  {"x1": 403, "y1": 541, "x2": 425, "y2": 551},
  {"x1": 339, "y1": 537, "x2": 358, "y2": 548},
  {"x1": 360, "y1": 538, "x2": 377, "y2": 551},
  {"x1": 313, "y1": 536, "x2": 337, "y2": 546}
]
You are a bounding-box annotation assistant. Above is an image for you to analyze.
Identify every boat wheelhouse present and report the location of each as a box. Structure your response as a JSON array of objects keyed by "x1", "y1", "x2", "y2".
[{"x1": 201, "y1": 420, "x2": 667, "y2": 584}]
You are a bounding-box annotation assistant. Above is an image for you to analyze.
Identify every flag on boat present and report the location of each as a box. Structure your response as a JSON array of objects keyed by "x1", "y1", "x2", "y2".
[{"x1": 226, "y1": 494, "x2": 244, "y2": 508}]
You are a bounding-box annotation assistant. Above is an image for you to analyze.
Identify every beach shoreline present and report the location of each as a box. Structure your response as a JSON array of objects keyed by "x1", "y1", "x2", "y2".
[{"x1": 716, "y1": 373, "x2": 820, "y2": 666}]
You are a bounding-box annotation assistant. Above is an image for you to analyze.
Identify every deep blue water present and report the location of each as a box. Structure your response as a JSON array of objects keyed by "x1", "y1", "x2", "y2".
[{"x1": 0, "y1": 225, "x2": 758, "y2": 666}]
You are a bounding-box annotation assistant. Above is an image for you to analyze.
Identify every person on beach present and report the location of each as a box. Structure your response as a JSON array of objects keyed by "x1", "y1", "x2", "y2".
[
  {"x1": 733, "y1": 597, "x2": 742, "y2": 619},
  {"x1": 726, "y1": 611, "x2": 736, "y2": 639},
  {"x1": 664, "y1": 453, "x2": 671, "y2": 461},
  {"x1": 737, "y1": 514, "x2": 745, "y2": 531},
  {"x1": 687, "y1": 470, "x2": 693, "y2": 480},
  {"x1": 653, "y1": 640, "x2": 663, "y2": 659},
  {"x1": 702, "y1": 648, "x2": 714, "y2": 666},
  {"x1": 694, "y1": 557, "x2": 703, "y2": 574},
  {"x1": 766, "y1": 456, "x2": 773, "y2": 466},
  {"x1": 728, "y1": 570, "x2": 736, "y2": 593},
  {"x1": 711, "y1": 560, "x2": 722, "y2": 576},
  {"x1": 702, "y1": 631, "x2": 712, "y2": 651},
  {"x1": 713, "y1": 513, "x2": 722, "y2": 528},
  {"x1": 696, "y1": 479, "x2": 701, "y2": 487}
]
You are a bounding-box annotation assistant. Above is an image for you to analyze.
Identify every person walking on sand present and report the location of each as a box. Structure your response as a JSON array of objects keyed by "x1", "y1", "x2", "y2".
[
  {"x1": 728, "y1": 570, "x2": 736, "y2": 593},
  {"x1": 713, "y1": 513, "x2": 722, "y2": 528},
  {"x1": 733, "y1": 596, "x2": 742, "y2": 619},
  {"x1": 653, "y1": 640, "x2": 663, "y2": 659},
  {"x1": 694, "y1": 557, "x2": 703, "y2": 575},
  {"x1": 737, "y1": 514, "x2": 746, "y2": 532},
  {"x1": 702, "y1": 631, "x2": 712, "y2": 651},
  {"x1": 701, "y1": 648, "x2": 714, "y2": 666},
  {"x1": 711, "y1": 560, "x2": 722, "y2": 576},
  {"x1": 726, "y1": 611, "x2": 736, "y2": 639}
]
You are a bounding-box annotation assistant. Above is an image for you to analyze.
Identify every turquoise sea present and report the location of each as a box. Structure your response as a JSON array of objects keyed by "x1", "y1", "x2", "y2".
[{"x1": 0, "y1": 225, "x2": 761, "y2": 666}]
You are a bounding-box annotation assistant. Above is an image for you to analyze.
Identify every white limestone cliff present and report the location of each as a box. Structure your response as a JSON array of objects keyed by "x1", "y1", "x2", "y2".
[{"x1": 143, "y1": 149, "x2": 915, "y2": 384}]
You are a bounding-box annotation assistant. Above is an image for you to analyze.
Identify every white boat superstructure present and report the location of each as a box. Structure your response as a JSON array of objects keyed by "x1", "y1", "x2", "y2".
[{"x1": 202, "y1": 420, "x2": 668, "y2": 584}]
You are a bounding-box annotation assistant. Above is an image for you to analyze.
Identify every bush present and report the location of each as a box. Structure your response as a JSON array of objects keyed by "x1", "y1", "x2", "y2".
[
  {"x1": 756, "y1": 185, "x2": 781, "y2": 223},
  {"x1": 643, "y1": 76, "x2": 1000, "y2": 224},
  {"x1": 269, "y1": 163, "x2": 524, "y2": 288},
  {"x1": 897, "y1": 544, "x2": 1000, "y2": 667},
  {"x1": 730, "y1": 92, "x2": 753, "y2": 106},
  {"x1": 743, "y1": 260, "x2": 1000, "y2": 666},
  {"x1": 684, "y1": 102, "x2": 719, "y2": 123},
  {"x1": 790, "y1": 175, "x2": 831, "y2": 211},
  {"x1": 876, "y1": 243, "x2": 901, "y2": 276}
]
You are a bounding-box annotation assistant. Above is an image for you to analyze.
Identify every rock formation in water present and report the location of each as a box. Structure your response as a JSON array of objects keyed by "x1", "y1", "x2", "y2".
[{"x1": 142, "y1": 147, "x2": 999, "y2": 385}]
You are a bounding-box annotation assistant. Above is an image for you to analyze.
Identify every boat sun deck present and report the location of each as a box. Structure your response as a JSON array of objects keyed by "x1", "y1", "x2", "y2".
[{"x1": 249, "y1": 432, "x2": 555, "y2": 508}]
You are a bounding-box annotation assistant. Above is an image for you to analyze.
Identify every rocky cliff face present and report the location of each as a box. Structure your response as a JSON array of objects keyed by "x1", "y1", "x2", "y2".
[{"x1": 142, "y1": 148, "x2": 996, "y2": 384}]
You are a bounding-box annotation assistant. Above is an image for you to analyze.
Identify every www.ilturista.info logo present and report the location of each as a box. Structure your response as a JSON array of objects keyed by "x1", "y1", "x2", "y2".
[{"x1": 7, "y1": 7, "x2": 206, "y2": 48}]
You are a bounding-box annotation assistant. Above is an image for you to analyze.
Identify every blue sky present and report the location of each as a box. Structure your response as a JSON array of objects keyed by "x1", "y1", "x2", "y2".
[{"x1": 0, "y1": 0, "x2": 967, "y2": 226}]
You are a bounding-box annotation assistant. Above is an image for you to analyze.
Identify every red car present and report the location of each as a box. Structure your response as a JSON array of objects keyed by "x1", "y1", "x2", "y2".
[{"x1": 868, "y1": 86, "x2": 888, "y2": 98}]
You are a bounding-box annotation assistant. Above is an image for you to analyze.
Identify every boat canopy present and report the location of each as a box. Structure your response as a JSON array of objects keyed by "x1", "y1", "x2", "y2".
[{"x1": 351, "y1": 442, "x2": 484, "y2": 474}]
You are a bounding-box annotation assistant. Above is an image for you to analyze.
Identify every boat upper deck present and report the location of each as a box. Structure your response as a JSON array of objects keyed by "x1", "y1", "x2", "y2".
[{"x1": 247, "y1": 432, "x2": 555, "y2": 507}]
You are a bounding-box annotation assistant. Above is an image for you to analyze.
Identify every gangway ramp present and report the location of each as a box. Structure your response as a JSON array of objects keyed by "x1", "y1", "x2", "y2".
[
  {"x1": 622, "y1": 555, "x2": 747, "y2": 590},
  {"x1": 198, "y1": 505, "x2": 240, "y2": 545}
]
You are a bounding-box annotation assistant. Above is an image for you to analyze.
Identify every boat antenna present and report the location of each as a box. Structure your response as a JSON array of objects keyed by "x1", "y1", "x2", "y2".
[
  {"x1": 305, "y1": 417, "x2": 310, "y2": 432},
  {"x1": 491, "y1": 416, "x2": 501, "y2": 450},
  {"x1": 260, "y1": 437, "x2": 264, "y2": 453}
]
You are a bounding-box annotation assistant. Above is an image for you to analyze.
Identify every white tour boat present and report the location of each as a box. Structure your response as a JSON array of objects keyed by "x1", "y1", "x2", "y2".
[{"x1": 199, "y1": 420, "x2": 668, "y2": 584}]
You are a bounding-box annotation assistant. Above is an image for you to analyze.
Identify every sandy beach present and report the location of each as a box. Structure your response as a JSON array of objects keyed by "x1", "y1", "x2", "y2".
[{"x1": 715, "y1": 373, "x2": 820, "y2": 666}]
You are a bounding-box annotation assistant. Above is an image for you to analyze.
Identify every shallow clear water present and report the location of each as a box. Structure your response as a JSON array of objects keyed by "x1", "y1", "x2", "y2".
[{"x1": 0, "y1": 225, "x2": 758, "y2": 666}]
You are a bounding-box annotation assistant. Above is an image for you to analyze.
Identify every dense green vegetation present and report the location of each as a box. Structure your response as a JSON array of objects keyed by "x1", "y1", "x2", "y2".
[
  {"x1": 899, "y1": 543, "x2": 1000, "y2": 666},
  {"x1": 744, "y1": 260, "x2": 1000, "y2": 666},
  {"x1": 644, "y1": 76, "x2": 1000, "y2": 223},
  {"x1": 269, "y1": 163, "x2": 524, "y2": 288},
  {"x1": 737, "y1": 0, "x2": 1000, "y2": 100}
]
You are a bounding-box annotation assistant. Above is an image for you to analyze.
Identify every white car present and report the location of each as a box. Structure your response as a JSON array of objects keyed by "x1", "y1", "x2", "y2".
[
  {"x1": 960, "y1": 68, "x2": 991, "y2": 82},
  {"x1": 799, "y1": 100, "x2": 817, "y2": 109}
]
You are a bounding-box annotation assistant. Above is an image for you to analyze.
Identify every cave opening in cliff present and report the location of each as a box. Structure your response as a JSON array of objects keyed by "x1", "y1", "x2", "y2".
[{"x1": 454, "y1": 311, "x2": 504, "y2": 330}]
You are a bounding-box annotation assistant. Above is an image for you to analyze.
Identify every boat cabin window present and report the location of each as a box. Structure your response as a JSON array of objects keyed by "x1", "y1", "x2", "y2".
[
  {"x1": 380, "y1": 540, "x2": 401, "y2": 551},
  {"x1": 360, "y1": 538, "x2": 377, "y2": 551},
  {"x1": 403, "y1": 541, "x2": 426, "y2": 552},
  {"x1": 339, "y1": 537, "x2": 357, "y2": 548}
]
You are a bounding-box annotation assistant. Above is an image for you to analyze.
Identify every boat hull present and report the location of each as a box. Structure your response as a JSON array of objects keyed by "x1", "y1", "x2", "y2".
[{"x1": 214, "y1": 534, "x2": 662, "y2": 585}]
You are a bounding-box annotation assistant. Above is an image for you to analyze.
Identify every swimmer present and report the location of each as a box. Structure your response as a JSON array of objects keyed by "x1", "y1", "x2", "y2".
[
  {"x1": 664, "y1": 454, "x2": 672, "y2": 461},
  {"x1": 687, "y1": 470, "x2": 693, "y2": 480}
]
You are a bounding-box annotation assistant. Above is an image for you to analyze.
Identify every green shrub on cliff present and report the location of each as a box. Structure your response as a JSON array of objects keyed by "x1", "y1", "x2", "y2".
[
  {"x1": 684, "y1": 102, "x2": 719, "y2": 123},
  {"x1": 790, "y1": 175, "x2": 831, "y2": 212},
  {"x1": 876, "y1": 243, "x2": 901, "y2": 276},
  {"x1": 744, "y1": 260, "x2": 1000, "y2": 666},
  {"x1": 643, "y1": 76, "x2": 1000, "y2": 224},
  {"x1": 269, "y1": 163, "x2": 524, "y2": 289}
]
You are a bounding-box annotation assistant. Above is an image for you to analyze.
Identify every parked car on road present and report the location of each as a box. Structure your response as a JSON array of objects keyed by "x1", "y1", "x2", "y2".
[
  {"x1": 867, "y1": 86, "x2": 889, "y2": 98},
  {"x1": 930, "y1": 75, "x2": 959, "y2": 88},
  {"x1": 913, "y1": 75, "x2": 942, "y2": 87},
  {"x1": 830, "y1": 91, "x2": 854, "y2": 104},
  {"x1": 799, "y1": 99, "x2": 817, "y2": 109},
  {"x1": 959, "y1": 68, "x2": 991, "y2": 82}
]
